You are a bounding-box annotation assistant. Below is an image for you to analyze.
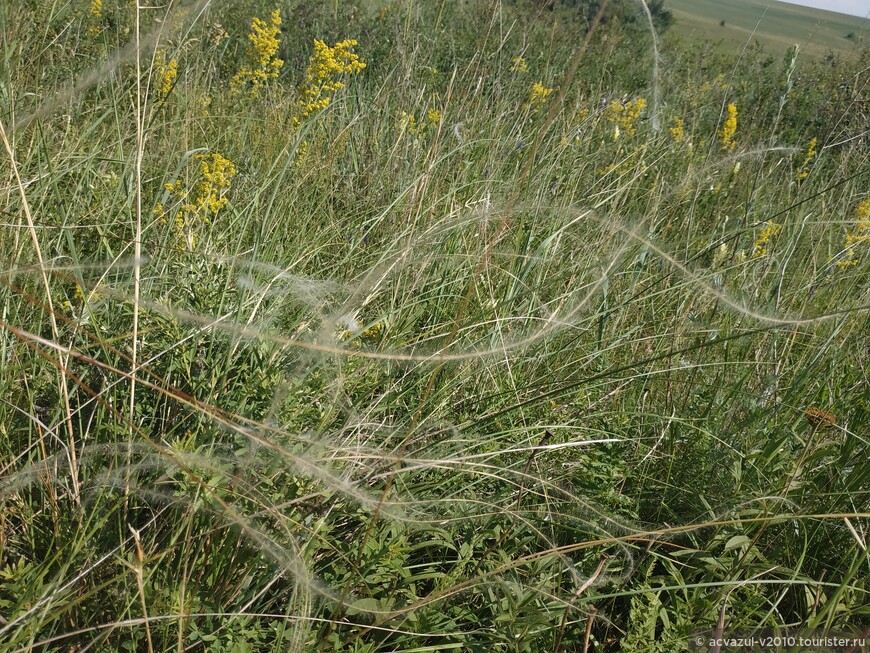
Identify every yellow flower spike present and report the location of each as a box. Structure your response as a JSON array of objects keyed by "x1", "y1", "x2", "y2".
[
  {"x1": 796, "y1": 136, "x2": 817, "y2": 181},
  {"x1": 511, "y1": 56, "x2": 528, "y2": 74},
  {"x1": 606, "y1": 98, "x2": 647, "y2": 136},
  {"x1": 163, "y1": 152, "x2": 236, "y2": 252},
  {"x1": 669, "y1": 117, "x2": 685, "y2": 142},
  {"x1": 230, "y1": 9, "x2": 283, "y2": 97},
  {"x1": 719, "y1": 103, "x2": 738, "y2": 152},
  {"x1": 361, "y1": 322, "x2": 385, "y2": 342},
  {"x1": 294, "y1": 38, "x2": 366, "y2": 124},
  {"x1": 87, "y1": 0, "x2": 104, "y2": 37},
  {"x1": 837, "y1": 198, "x2": 870, "y2": 269},
  {"x1": 752, "y1": 221, "x2": 783, "y2": 258},
  {"x1": 397, "y1": 111, "x2": 417, "y2": 135},
  {"x1": 529, "y1": 81, "x2": 554, "y2": 109},
  {"x1": 154, "y1": 51, "x2": 178, "y2": 99}
]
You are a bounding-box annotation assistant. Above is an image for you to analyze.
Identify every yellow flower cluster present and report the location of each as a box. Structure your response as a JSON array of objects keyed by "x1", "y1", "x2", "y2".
[
  {"x1": 361, "y1": 322, "x2": 385, "y2": 342},
  {"x1": 295, "y1": 39, "x2": 366, "y2": 125},
  {"x1": 529, "y1": 81, "x2": 553, "y2": 109},
  {"x1": 752, "y1": 221, "x2": 782, "y2": 258},
  {"x1": 62, "y1": 284, "x2": 92, "y2": 315},
  {"x1": 837, "y1": 198, "x2": 870, "y2": 269},
  {"x1": 154, "y1": 50, "x2": 178, "y2": 99},
  {"x1": 719, "y1": 103, "x2": 738, "y2": 152},
  {"x1": 606, "y1": 98, "x2": 647, "y2": 139},
  {"x1": 337, "y1": 319, "x2": 386, "y2": 346},
  {"x1": 398, "y1": 108, "x2": 441, "y2": 137},
  {"x1": 294, "y1": 140, "x2": 309, "y2": 167},
  {"x1": 796, "y1": 136, "x2": 817, "y2": 181},
  {"x1": 511, "y1": 56, "x2": 528, "y2": 74},
  {"x1": 669, "y1": 117, "x2": 686, "y2": 142},
  {"x1": 195, "y1": 153, "x2": 236, "y2": 214},
  {"x1": 87, "y1": 0, "x2": 103, "y2": 38},
  {"x1": 161, "y1": 153, "x2": 236, "y2": 251},
  {"x1": 597, "y1": 147, "x2": 645, "y2": 177},
  {"x1": 699, "y1": 74, "x2": 729, "y2": 94},
  {"x1": 230, "y1": 9, "x2": 284, "y2": 97}
]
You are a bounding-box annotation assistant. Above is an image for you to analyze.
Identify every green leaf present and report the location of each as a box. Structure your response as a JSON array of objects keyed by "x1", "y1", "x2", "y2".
[
  {"x1": 724, "y1": 535, "x2": 751, "y2": 551},
  {"x1": 346, "y1": 597, "x2": 382, "y2": 616}
]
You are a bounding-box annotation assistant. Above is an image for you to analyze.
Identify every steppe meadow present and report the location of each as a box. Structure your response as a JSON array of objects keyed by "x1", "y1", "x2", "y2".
[{"x1": 0, "y1": 0, "x2": 868, "y2": 650}]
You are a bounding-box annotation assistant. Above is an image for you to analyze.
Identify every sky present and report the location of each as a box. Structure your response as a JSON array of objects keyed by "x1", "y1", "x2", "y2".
[{"x1": 777, "y1": 0, "x2": 870, "y2": 17}]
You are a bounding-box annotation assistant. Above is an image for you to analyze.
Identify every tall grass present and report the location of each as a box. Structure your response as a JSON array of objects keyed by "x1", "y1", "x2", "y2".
[{"x1": 0, "y1": 0, "x2": 868, "y2": 650}]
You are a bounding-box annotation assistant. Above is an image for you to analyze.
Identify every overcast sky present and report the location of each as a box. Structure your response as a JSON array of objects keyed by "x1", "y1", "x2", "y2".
[{"x1": 778, "y1": 0, "x2": 870, "y2": 17}]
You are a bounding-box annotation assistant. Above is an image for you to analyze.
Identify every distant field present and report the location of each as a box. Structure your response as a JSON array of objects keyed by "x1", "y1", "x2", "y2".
[{"x1": 666, "y1": 0, "x2": 870, "y2": 57}]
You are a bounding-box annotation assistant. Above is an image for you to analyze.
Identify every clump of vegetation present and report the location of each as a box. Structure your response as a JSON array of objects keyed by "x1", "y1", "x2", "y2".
[{"x1": 0, "y1": 0, "x2": 868, "y2": 650}]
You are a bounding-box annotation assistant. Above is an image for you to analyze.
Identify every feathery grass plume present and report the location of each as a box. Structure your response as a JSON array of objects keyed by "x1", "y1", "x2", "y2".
[
  {"x1": 229, "y1": 8, "x2": 283, "y2": 97},
  {"x1": 752, "y1": 221, "x2": 783, "y2": 258},
  {"x1": 294, "y1": 38, "x2": 365, "y2": 125},
  {"x1": 719, "y1": 103, "x2": 738, "y2": 152},
  {"x1": 795, "y1": 136, "x2": 817, "y2": 181},
  {"x1": 837, "y1": 198, "x2": 870, "y2": 269}
]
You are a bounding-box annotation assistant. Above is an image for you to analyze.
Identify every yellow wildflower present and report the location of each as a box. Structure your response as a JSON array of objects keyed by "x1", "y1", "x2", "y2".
[
  {"x1": 195, "y1": 153, "x2": 236, "y2": 215},
  {"x1": 606, "y1": 98, "x2": 647, "y2": 137},
  {"x1": 163, "y1": 152, "x2": 236, "y2": 251},
  {"x1": 511, "y1": 56, "x2": 528, "y2": 74},
  {"x1": 73, "y1": 284, "x2": 87, "y2": 305},
  {"x1": 796, "y1": 136, "x2": 817, "y2": 181},
  {"x1": 837, "y1": 198, "x2": 870, "y2": 269},
  {"x1": 154, "y1": 51, "x2": 178, "y2": 99},
  {"x1": 719, "y1": 103, "x2": 738, "y2": 152},
  {"x1": 229, "y1": 9, "x2": 284, "y2": 97},
  {"x1": 397, "y1": 107, "x2": 440, "y2": 139},
  {"x1": 752, "y1": 221, "x2": 782, "y2": 258},
  {"x1": 529, "y1": 81, "x2": 554, "y2": 109},
  {"x1": 295, "y1": 140, "x2": 309, "y2": 167},
  {"x1": 87, "y1": 0, "x2": 103, "y2": 37},
  {"x1": 294, "y1": 39, "x2": 366, "y2": 124},
  {"x1": 398, "y1": 111, "x2": 418, "y2": 135},
  {"x1": 198, "y1": 95, "x2": 212, "y2": 116},
  {"x1": 669, "y1": 117, "x2": 685, "y2": 142},
  {"x1": 361, "y1": 322, "x2": 385, "y2": 342}
]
